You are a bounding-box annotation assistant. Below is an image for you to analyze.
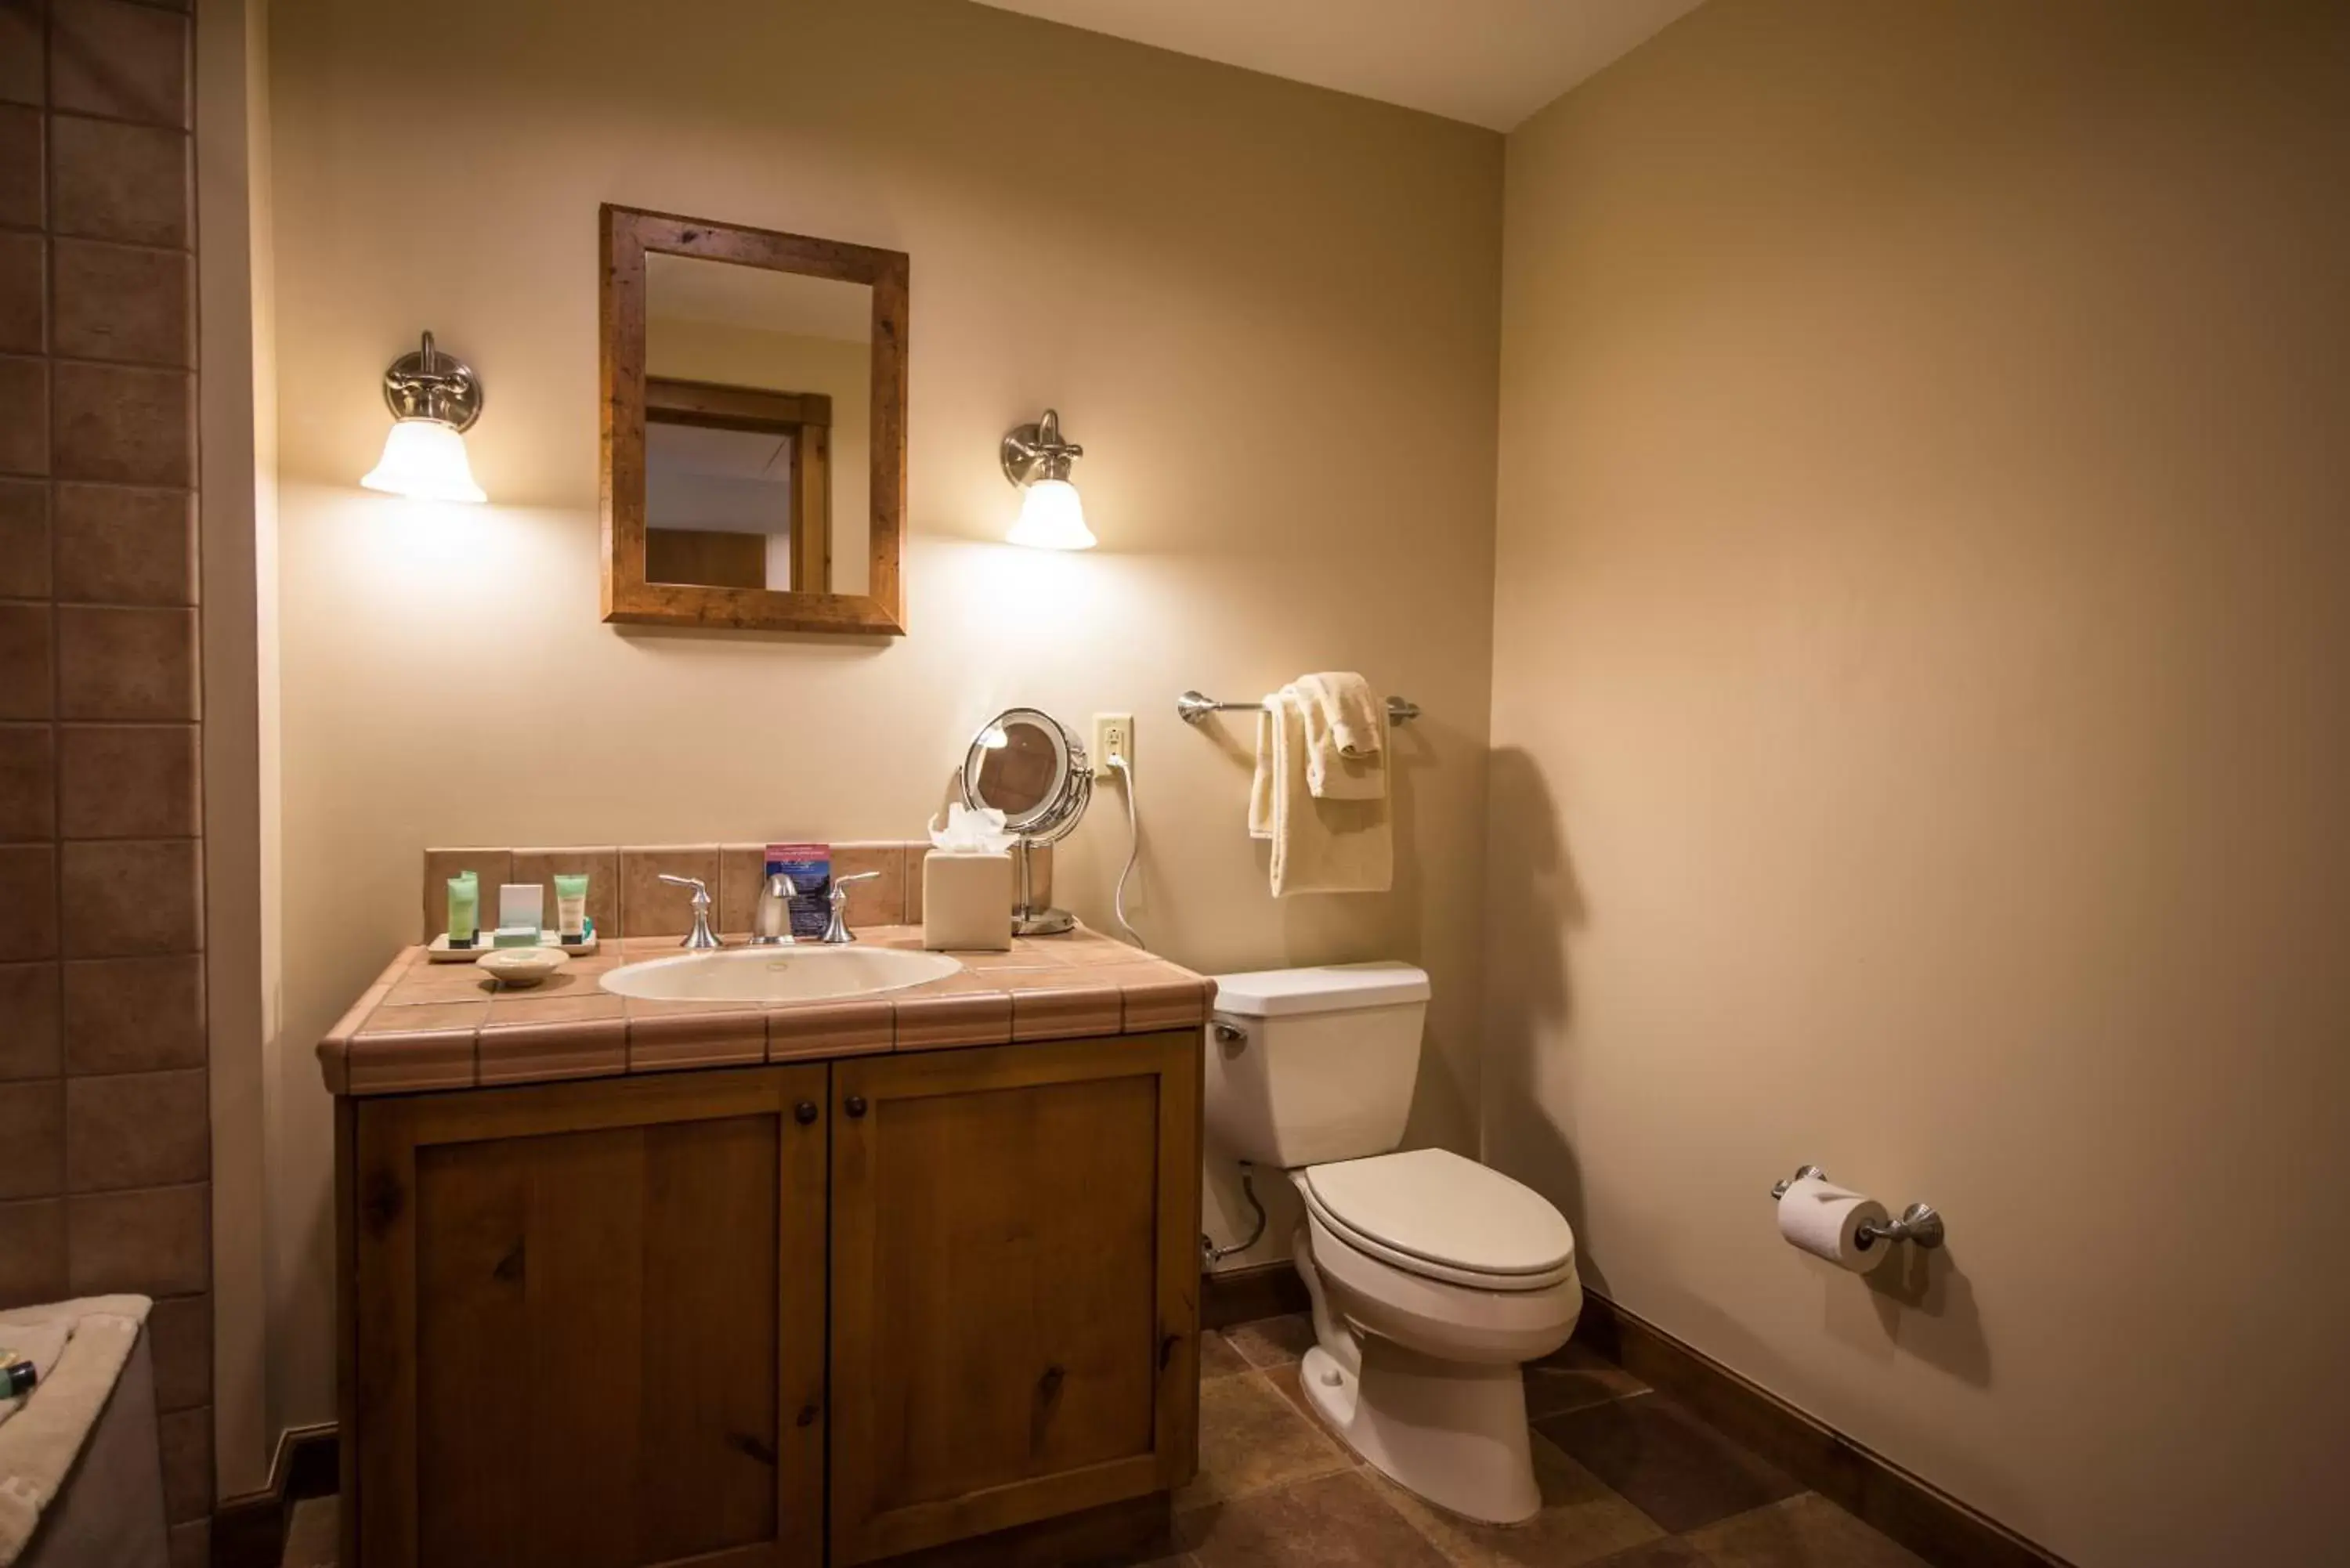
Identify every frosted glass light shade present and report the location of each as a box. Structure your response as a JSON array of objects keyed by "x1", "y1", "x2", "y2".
[
  {"x1": 1007, "y1": 479, "x2": 1094, "y2": 550},
  {"x1": 362, "y1": 418, "x2": 486, "y2": 504}
]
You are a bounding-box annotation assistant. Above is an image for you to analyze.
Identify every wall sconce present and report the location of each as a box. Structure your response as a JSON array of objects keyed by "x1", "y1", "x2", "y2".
[
  {"x1": 360, "y1": 331, "x2": 486, "y2": 504},
  {"x1": 1000, "y1": 408, "x2": 1094, "y2": 550}
]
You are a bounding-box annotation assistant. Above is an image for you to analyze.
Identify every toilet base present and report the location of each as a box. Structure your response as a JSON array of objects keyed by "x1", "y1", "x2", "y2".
[{"x1": 1298, "y1": 1339, "x2": 1542, "y2": 1525}]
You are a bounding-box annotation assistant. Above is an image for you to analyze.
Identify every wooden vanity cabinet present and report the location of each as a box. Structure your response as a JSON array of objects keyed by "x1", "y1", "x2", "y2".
[{"x1": 339, "y1": 1031, "x2": 1201, "y2": 1568}]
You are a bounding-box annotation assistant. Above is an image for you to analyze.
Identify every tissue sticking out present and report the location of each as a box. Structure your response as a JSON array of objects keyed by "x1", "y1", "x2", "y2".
[{"x1": 931, "y1": 803, "x2": 1016, "y2": 854}]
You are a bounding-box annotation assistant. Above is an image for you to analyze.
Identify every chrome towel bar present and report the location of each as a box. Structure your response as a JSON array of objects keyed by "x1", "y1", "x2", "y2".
[{"x1": 1177, "y1": 689, "x2": 1421, "y2": 725}]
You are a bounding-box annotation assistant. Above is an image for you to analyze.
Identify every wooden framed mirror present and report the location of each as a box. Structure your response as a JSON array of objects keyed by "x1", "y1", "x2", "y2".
[{"x1": 600, "y1": 204, "x2": 909, "y2": 633}]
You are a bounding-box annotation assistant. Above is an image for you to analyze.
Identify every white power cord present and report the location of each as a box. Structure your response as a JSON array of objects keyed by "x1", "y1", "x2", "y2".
[{"x1": 1106, "y1": 753, "x2": 1144, "y2": 948}]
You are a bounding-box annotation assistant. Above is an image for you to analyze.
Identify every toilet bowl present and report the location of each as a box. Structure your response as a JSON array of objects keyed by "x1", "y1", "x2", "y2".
[
  {"x1": 1202, "y1": 966, "x2": 1582, "y2": 1525},
  {"x1": 1289, "y1": 1149, "x2": 1580, "y2": 1523}
]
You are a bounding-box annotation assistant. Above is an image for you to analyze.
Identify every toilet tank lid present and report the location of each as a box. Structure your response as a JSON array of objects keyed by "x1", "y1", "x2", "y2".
[{"x1": 1207, "y1": 962, "x2": 1430, "y2": 1018}]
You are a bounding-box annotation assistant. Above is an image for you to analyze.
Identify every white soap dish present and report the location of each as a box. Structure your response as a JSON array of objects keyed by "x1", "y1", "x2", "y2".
[{"x1": 426, "y1": 930, "x2": 599, "y2": 963}]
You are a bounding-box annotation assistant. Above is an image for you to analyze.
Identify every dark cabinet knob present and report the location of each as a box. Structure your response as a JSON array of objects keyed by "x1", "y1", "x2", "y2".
[
  {"x1": 845, "y1": 1094, "x2": 868, "y2": 1118},
  {"x1": 794, "y1": 1100, "x2": 818, "y2": 1125},
  {"x1": 795, "y1": 1404, "x2": 819, "y2": 1428}
]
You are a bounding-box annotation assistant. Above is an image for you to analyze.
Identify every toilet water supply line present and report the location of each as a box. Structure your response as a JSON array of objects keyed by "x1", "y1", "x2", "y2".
[{"x1": 1202, "y1": 1155, "x2": 1268, "y2": 1265}]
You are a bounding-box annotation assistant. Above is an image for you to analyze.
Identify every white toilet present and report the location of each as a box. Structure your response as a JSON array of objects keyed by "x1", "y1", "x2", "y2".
[{"x1": 1204, "y1": 963, "x2": 1581, "y2": 1525}]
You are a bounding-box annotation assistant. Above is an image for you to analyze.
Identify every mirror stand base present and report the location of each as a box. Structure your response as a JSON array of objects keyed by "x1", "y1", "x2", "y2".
[{"x1": 1013, "y1": 908, "x2": 1078, "y2": 937}]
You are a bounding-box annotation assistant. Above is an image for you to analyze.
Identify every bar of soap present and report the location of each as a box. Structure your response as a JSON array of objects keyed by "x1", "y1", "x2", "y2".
[
  {"x1": 497, "y1": 883, "x2": 544, "y2": 931},
  {"x1": 491, "y1": 926, "x2": 540, "y2": 948},
  {"x1": 923, "y1": 852, "x2": 1014, "y2": 952}
]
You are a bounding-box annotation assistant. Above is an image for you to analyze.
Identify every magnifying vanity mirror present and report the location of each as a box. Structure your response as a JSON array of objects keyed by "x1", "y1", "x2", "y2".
[
  {"x1": 601, "y1": 204, "x2": 909, "y2": 633},
  {"x1": 964, "y1": 709, "x2": 1091, "y2": 936}
]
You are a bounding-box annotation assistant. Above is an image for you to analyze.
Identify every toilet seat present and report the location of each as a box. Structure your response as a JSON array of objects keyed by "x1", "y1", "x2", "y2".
[{"x1": 1300, "y1": 1149, "x2": 1575, "y2": 1292}]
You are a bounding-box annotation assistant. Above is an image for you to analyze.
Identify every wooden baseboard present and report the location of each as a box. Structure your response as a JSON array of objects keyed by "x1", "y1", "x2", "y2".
[
  {"x1": 1572, "y1": 1294, "x2": 2073, "y2": 1568},
  {"x1": 1199, "y1": 1261, "x2": 1309, "y2": 1329},
  {"x1": 211, "y1": 1425, "x2": 339, "y2": 1568}
]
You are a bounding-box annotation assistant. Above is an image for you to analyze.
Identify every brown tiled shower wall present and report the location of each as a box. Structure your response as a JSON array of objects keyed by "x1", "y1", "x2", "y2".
[{"x1": 0, "y1": 4, "x2": 211, "y2": 1566}]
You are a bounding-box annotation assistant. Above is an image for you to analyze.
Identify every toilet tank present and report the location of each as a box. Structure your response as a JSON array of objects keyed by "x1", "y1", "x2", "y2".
[{"x1": 1202, "y1": 963, "x2": 1430, "y2": 1169}]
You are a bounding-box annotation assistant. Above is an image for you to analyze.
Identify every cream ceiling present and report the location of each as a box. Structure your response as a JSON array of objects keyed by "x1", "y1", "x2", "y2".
[{"x1": 968, "y1": 0, "x2": 1703, "y2": 130}]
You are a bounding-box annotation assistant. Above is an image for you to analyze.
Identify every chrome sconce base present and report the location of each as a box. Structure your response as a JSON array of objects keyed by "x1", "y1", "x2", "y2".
[
  {"x1": 1000, "y1": 407, "x2": 1083, "y2": 487},
  {"x1": 381, "y1": 331, "x2": 483, "y2": 431}
]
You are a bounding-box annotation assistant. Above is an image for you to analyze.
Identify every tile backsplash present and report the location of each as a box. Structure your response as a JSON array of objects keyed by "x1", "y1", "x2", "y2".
[{"x1": 422, "y1": 840, "x2": 1053, "y2": 941}]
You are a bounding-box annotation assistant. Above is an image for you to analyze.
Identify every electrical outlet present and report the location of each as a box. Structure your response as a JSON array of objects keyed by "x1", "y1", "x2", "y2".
[{"x1": 1094, "y1": 713, "x2": 1134, "y2": 777}]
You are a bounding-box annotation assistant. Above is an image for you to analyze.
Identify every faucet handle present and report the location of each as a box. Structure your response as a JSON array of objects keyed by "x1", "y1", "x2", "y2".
[
  {"x1": 830, "y1": 870, "x2": 881, "y2": 902},
  {"x1": 821, "y1": 871, "x2": 882, "y2": 945},
  {"x1": 658, "y1": 874, "x2": 721, "y2": 950}
]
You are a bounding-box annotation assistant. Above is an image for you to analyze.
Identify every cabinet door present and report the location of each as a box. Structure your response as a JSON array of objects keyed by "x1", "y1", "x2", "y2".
[
  {"x1": 828, "y1": 1031, "x2": 1202, "y2": 1565},
  {"x1": 348, "y1": 1066, "x2": 829, "y2": 1568}
]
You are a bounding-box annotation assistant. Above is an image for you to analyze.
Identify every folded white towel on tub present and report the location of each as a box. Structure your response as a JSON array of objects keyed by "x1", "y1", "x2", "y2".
[
  {"x1": 0, "y1": 1295, "x2": 152, "y2": 1568},
  {"x1": 0, "y1": 1328, "x2": 66, "y2": 1434}
]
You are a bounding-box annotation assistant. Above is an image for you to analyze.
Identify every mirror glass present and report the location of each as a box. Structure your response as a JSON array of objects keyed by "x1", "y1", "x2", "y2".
[
  {"x1": 642, "y1": 252, "x2": 873, "y2": 595},
  {"x1": 973, "y1": 719, "x2": 1066, "y2": 823},
  {"x1": 963, "y1": 709, "x2": 1090, "y2": 840}
]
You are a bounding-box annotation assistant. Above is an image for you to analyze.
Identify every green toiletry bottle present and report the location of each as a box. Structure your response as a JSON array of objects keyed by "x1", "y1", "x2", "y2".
[
  {"x1": 448, "y1": 872, "x2": 479, "y2": 949},
  {"x1": 553, "y1": 873, "x2": 591, "y2": 943}
]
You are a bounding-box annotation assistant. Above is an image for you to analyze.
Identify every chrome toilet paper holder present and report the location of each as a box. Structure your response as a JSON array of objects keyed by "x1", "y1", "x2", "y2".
[{"x1": 1770, "y1": 1165, "x2": 1946, "y2": 1251}]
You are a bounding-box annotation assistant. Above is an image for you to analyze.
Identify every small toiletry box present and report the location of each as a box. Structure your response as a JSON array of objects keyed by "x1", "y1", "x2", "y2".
[
  {"x1": 768, "y1": 842, "x2": 832, "y2": 940},
  {"x1": 923, "y1": 851, "x2": 1014, "y2": 952}
]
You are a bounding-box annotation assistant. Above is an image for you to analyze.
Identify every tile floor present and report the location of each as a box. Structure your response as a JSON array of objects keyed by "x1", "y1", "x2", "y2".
[
  {"x1": 282, "y1": 1496, "x2": 336, "y2": 1568},
  {"x1": 278, "y1": 1315, "x2": 1929, "y2": 1568},
  {"x1": 1170, "y1": 1313, "x2": 1929, "y2": 1568}
]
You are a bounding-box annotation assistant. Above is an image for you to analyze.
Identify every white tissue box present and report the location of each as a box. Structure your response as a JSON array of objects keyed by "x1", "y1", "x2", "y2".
[{"x1": 923, "y1": 851, "x2": 1014, "y2": 951}]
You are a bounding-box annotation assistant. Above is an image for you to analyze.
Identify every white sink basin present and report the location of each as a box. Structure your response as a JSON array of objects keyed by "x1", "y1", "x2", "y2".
[{"x1": 600, "y1": 946, "x2": 961, "y2": 1004}]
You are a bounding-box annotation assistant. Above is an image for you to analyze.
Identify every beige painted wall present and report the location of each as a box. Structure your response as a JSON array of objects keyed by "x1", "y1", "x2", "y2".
[
  {"x1": 1488, "y1": 4, "x2": 2350, "y2": 1566},
  {"x1": 266, "y1": 0, "x2": 1500, "y2": 1429}
]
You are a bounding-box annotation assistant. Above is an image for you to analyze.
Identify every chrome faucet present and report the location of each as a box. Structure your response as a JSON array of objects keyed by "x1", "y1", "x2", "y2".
[
  {"x1": 658, "y1": 873, "x2": 722, "y2": 950},
  {"x1": 750, "y1": 870, "x2": 799, "y2": 946},
  {"x1": 821, "y1": 871, "x2": 881, "y2": 945}
]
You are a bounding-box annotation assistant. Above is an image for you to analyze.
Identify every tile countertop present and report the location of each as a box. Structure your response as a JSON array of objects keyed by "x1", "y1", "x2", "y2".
[{"x1": 314, "y1": 924, "x2": 1217, "y2": 1097}]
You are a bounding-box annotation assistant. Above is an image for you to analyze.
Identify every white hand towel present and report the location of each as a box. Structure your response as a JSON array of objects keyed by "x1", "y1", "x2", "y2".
[
  {"x1": 1250, "y1": 685, "x2": 1391, "y2": 896},
  {"x1": 1249, "y1": 693, "x2": 1282, "y2": 840},
  {"x1": 1294, "y1": 672, "x2": 1386, "y2": 800},
  {"x1": 1299, "y1": 672, "x2": 1384, "y2": 758}
]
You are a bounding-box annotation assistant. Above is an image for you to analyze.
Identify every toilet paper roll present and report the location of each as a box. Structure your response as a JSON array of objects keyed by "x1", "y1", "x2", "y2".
[{"x1": 1776, "y1": 1176, "x2": 1893, "y2": 1274}]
